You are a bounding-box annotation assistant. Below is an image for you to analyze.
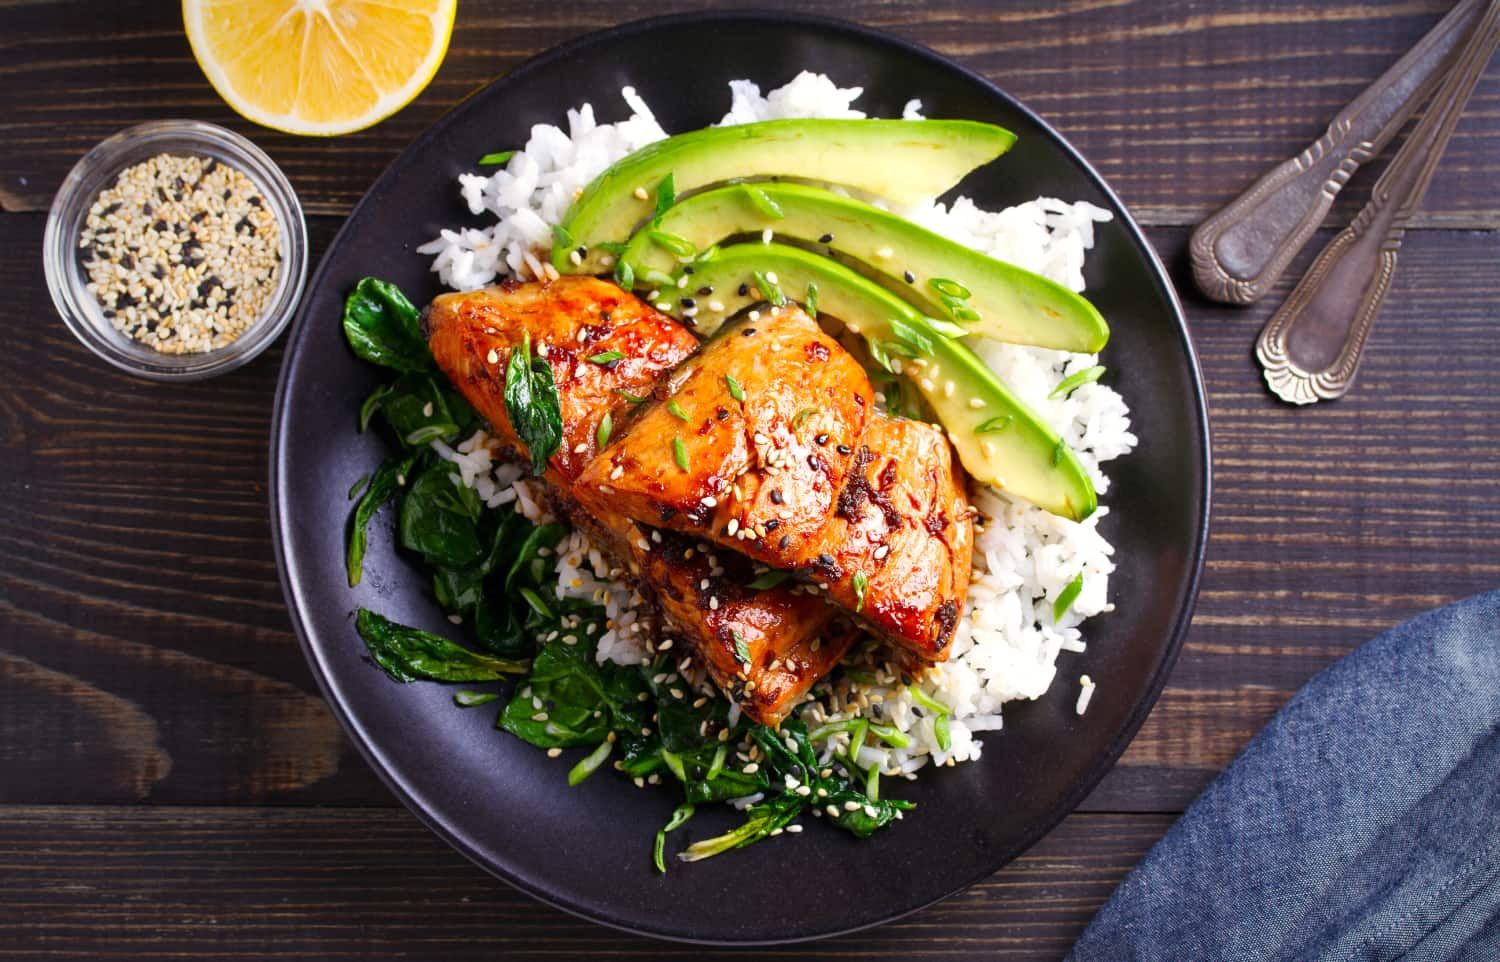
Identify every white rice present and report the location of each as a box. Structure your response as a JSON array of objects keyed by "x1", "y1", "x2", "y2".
[{"x1": 422, "y1": 72, "x2": 1135, "y2": 778}]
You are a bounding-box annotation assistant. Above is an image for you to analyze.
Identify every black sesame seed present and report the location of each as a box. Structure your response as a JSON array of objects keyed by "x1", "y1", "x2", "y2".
[
  {"x1": 815, "y1": 433, "x2": 829, "y2": 445},
  {"x1": 779, "y1": 535, "x2": 791, "y2": 550},
  {"x1": 697, "y1": 286, "x2": 712, "y2": 296},
  {"x1": 904, "y1": 270, "x2": 915, "y2": 283},
  {"x1": 247, "y1": 194, "x2": 262, "y2": 207},
  {"x1": 683, "y1": 265, "x2": 695, "y2": 275},
  {"x1": 818, "y1": 233, "x2": 833, "y2": 243},
  {"x1": 817, "y1": 553, "x2": 836, "y2": 567},
  {"x1": 837, "y1": 444, "x2": 852, "y2": 455},
  {"x1": 742, "y1": 327, "x2": 757, "y2": 337},
  {"x1": 151, "y1": 219, "x2": 167, "y2": 232},
  {"x1": 681, "y1": 297, "x2": 696, "y2": 308},
  {"x1": 738, "y1": 283, "x2": 750, "y2": 297},
  {"x1": 769, "y1": 489, "x2": 784, "y2": 504},
  {"x1": 120, "y1": 253, "x2": 134, "y2": 270},
  {"x1": 765, "y1": 519, "x2": 781, "y2": 531}
]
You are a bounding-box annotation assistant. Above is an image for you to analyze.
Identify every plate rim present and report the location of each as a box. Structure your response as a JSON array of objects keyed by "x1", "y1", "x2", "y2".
[{"x1": 269, "y1": 8, "x2": 1211, "y2": 946}]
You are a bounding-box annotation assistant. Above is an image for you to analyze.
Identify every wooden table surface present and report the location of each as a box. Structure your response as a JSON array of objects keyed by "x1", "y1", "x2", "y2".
[{"x1": 3, "y1": 1, "x2": 1498, "y2": 958}]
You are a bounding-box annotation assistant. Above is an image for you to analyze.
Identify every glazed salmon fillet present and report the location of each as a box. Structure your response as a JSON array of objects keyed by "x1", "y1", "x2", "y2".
[
  {"x1": 426, "y1": 278, "x2": 849, "y2": 722},
  {"x1": 572, "y1": 309, "x2": 874, "y2": 570},
  {"x1": 425, "y1": 276, "x2": 698, "y2": 485},
  {"x1": 573, "y1": 307, "x2": 970, "y2": 661},
  {"x1": 802, "y1": 416, "x2": 973, "y2": 660}
]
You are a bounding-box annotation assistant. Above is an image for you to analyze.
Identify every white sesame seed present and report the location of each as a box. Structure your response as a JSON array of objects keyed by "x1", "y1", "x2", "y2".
[
  {"x1": 634, "y1": 186, "x2": 649, "y2": 201},
  {"x1": 568, "y1": 249, "x2": 583, "y2": 267},
  {"x1": 546, "y1": 747, "x2": 562, "y2": 758},
  {"x1": 761, "y1": 228, "x2": 773, "y2": 244},
  {"x1": 875, "y1": 246, "x2": 893, "y2": 258},
  {"x1": 709, "y1": 300, "x2": 724, "y2": 312},
  {"x1": 656, "y1": 302, "x2": 671, "y2": 311},
  {"x1": 486, "y1": 348, "x2": 500, "y2": 364},
  {"x1": 968, "y1": 397, "x2": 986, "y2": 409}
]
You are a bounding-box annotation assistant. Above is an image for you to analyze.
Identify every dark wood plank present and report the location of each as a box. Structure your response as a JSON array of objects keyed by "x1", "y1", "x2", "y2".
[
  {"x1": 0, "y1": 806, "x2": 1166, "y2": 960},
  {"x1": 2, "y1": 0, "x2": 1498, "y2": 226},
  {"x1": 3, "y1": 210, "x2": 1497, "y2": 809}
]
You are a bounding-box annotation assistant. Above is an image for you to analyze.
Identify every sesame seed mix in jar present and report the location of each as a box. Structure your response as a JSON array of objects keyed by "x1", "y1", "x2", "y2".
[{"x1": 78, "y1": 153, "x2": 282, "y2": 355}]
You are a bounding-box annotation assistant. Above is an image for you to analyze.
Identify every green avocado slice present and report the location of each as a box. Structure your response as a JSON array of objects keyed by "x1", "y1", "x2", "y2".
[
  {"x1": 649, "y1": 243, "x2": 1097, "y2": 521},
  {"x1": 623, "y1": 182, "x2": 1108, "y2": 353},
  {"x1": 551, "y1": 119, "x2": 1015, "y2": 275}
]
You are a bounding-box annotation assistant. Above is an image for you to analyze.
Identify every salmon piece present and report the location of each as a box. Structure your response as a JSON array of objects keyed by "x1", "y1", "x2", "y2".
[
  {"x1": 803, "y1": 416, "x2": 973, "y2": 661},
  {"x1": 573, "y1": 309, "x2": 874, "y2": 571},
  {"x1": 635, "y1": 529, "x2": 857, "y2": 722},
  {"x1": 427, "y1": 279, "x2": 845, "y2": 722},
  {"x1": 426, "y1": 276, "x2": 698, "y2": 484}
]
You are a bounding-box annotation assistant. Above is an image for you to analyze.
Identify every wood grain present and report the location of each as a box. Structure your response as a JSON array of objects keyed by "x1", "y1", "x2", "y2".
[
  {"x1": 0, "y1": 806, "x2": 1166, "y2": 960},
  {"x1": 2, "y1": 0, "x2": 1498, "y2": 226},
  {"x1": 2, "y1": 213, "x2": 1496, "y2": 810}
]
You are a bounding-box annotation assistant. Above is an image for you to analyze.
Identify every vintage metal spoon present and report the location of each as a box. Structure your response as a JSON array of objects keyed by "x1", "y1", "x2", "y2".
[
  {"x1": 1256, "y1": 0, "x2": 1500, "y2": 404},
  {"x1": 1189, "y1": 0, "x2": 1489, "y2": 305}
]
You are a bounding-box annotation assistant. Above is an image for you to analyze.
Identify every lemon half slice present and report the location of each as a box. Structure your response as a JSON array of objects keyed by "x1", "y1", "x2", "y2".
[{"x1": 184, "y1": 0, "x2": 456, "y2": 136}]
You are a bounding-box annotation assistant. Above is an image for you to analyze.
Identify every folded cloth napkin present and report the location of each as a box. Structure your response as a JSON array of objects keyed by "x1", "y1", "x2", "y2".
[{"x1": 1067, "y1": 589, "x2": 1500, "y2": 962}]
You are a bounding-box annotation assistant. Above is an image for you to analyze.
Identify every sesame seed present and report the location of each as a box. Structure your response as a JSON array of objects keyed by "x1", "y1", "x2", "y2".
[
  {"x1": 875, "y1": 246, "x2": 893, "y2": 258},
  {"x1": 546, "y1": 747, "x2": 563, "y2": 758},
  {"x1": 709, "y1": 300, "x2": 724, "y2": 312},
  {"x1": 634, "y1": 186, "x2": 649, "y2": 200},
  {"x1": 844, "y1": 800, "x2": 861, "y2": 811},
  {"x1": 77, "y1": 152, "x2": 282, "y2": 354},
  {"x1": 568, "y1": 249, "x2": 583, "y2": 266},
  {"x1": 486, "y1": 349, "x2": 499, "y2": 364},
  {"x1": 903, "y1": 270, "x2": 915, "y2": 283},
  {"x1": 968, "y1": 397, "x2": 986, "y2": 409},
  {"x1": 761, "y1": 228, "x2": 773, "y2": 244},
  {"x1": 765, "y1": 271, "x2": 779, "y2": 284},
  {"x1": 656, "y1": 301, "x2": 671, "y2": 311}
]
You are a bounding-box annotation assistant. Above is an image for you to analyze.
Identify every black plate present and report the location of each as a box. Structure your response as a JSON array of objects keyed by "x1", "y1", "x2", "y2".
[{"x1": 271, "y1": 11, "x2": 1209, "y2": 945}]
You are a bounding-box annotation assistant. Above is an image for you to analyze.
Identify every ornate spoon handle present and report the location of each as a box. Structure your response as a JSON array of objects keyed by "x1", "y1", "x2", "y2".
[
  {"x1": 1190, "y1": 0, "x2": 1488, "y2": 305},
  {"x1": 1256, "y1": 1, "x2": 1500, "y2": 404}
]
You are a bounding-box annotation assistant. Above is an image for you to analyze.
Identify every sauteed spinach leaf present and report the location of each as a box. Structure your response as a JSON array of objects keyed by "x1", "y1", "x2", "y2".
[{"x1": 342, "y1": 277, "x2": 431, "y2": 372}]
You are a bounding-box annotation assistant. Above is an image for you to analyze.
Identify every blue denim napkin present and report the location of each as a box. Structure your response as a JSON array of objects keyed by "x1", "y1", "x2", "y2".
[{"x1": 1067, "y1": 589, "x2": 1500, "y2": 962}]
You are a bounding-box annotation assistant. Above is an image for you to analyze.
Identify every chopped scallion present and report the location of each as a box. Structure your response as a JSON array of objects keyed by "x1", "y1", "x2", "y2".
[
  {"x1": 596, "y1": 411, "x2": 612, "y2": 449},
  {"x1": 747, "y1": 569, "x2": 791, "y2": 590},
  {"x1": 1051, "y1": 438, "x2": 1067, "y2": 467},
  {"x1": 616, "y1": 388, "x2": 649, "y2": 404},
  {"x1": 568, "y1": 740, "x2": 614, "y2": 786},
  {"x1": 647, "y1": 229, "x2": 697, "y2": 259},
  {"x1": 930, "y1": 277, "x2": 972, "y2": 299},
  {"x1": 743, "y1": 185, "x2": 785, "y2": 219},
  {"x1": 805, "y1": 281, "x2": 819, "y2": 319},
  {"x1": 653, "y1": 804, "x2": 696, "y2": 874},
  {"x1": 852, "y1": 571, "x2": 869, "y2": 612},
  {"x1": 478, "y1": 150, "x2": 515, "y2": 165},
  {"x1": 453, "y1": 690, "x2": 499, "y2": 708},
  {"x1": 673, "y1": 435, "x2": 689, "y2": 471},
  {"x1": 654, "y1": 173, "x2": 676, "y2": 221},
  {"x1": 1049, "y1": 365, "x2": 1107, "y2": 399},
  {"x1": 587, "y1": 350, "x2": 625, "y2": 365},
  {"x1": 725, "y1": 373, "x2": 745, "y2": 402},
  {"x1": 613, "y1": 258, "x2": 635, "y2": 291},
  {"x1": 732, "y1": 628, "x2": 751, "y2": 666},
  {"x1": 976, "y1": 414, "x2": 1014, "y2": 434},
  {"x1": 518, "y1": 586, "x2": 552, "y2": 619},
  {"x1": 1054, "y1": 572, "x2": 1085, "y2": 622},
  {"x1": 792, "y1": 407, "x2": 818, "y2": 430},
  {"x1": 752, "y1": 270, "x2": 787, "y2": 307},
  {"x1": 667, "y1": 399, "x2": 690, "y2": 422}
]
